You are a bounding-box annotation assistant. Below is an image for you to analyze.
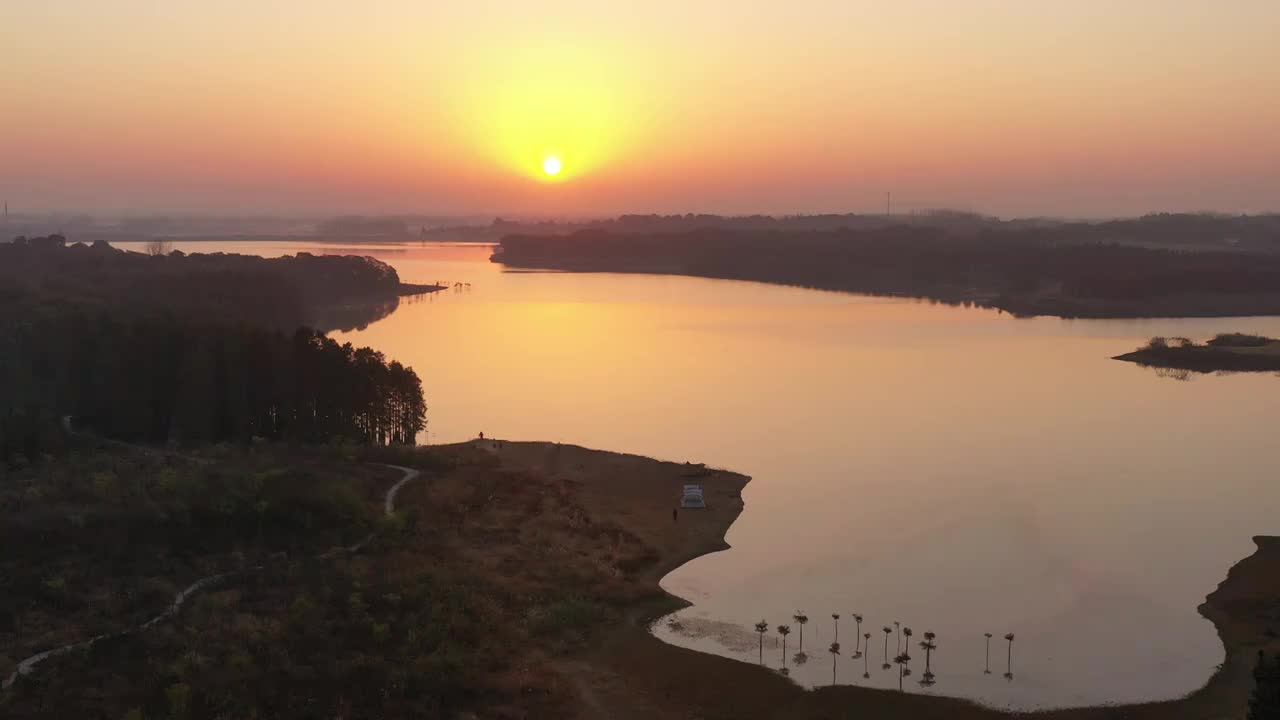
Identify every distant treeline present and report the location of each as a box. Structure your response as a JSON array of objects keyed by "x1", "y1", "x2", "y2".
[
  {"x1": 449, "y1": 212, "x2": 1280, "y2": 253},
  {"x1": 314, "y1": 215, "x2": 411, "y2": 238},
  {"x1": 496, "y1": 226, "x2": 1280, "y2": 318},
  {"x1": 1, "y1": 297, "x2": 425, "y2": 458},
  {"x1": 0, "y1": 237, "x2": 425, "y2": 331}
]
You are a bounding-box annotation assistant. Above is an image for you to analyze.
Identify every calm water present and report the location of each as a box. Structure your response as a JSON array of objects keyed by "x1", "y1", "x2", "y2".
[{"x1": 117, "y1": 241, "x2": 1280, "y2": 709}]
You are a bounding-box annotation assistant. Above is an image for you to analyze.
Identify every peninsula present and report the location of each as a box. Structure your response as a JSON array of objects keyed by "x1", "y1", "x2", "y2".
[
  {"x1": 493, "y1": 221, "x2": 1280, "y2": 319},
  {"x1": 1, "y1": 235, "x2": 444, "y2": 332}
]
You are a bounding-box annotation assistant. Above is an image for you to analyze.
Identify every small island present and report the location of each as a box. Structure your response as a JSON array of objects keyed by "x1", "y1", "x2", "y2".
[{"x1": 1114, "y1": 333, "x2": 1280, "y2": 373}]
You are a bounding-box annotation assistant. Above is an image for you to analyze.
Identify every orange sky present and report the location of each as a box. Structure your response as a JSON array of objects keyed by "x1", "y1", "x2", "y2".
[{"x1": 4, "y1": 1, "x2": 1278, "y2": 217}]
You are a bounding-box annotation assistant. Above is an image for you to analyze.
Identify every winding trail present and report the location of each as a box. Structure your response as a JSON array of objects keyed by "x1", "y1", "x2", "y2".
[{"x1": 2, "y1": 463, "x2": 422, "y2": 691}]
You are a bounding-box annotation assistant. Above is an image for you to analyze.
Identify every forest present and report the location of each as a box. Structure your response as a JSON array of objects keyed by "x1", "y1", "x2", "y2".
[
  {"x1": 0, "y1": 239, "x2": 429, "y2": 461},
  {"x1": 0, "y1": 237, "x2": 436, "y2": 330},
  {"x1": 1, "y1": 299, "x2": 425, "y2": 459},
  {"x1": 495, "y1": 225, "x2": 1280, "y2": 318}
]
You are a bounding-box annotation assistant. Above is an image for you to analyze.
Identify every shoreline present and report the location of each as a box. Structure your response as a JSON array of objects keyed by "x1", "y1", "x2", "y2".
[
  {"x1": 396, "y1": 281, "x2": 449, "y2": 296},
  {"x1": 490, "y1": 254, "x2": 1280, "y2": 320},
  {"x1": 481, "y1": 441, "x2": 1278, "y2": 719}
]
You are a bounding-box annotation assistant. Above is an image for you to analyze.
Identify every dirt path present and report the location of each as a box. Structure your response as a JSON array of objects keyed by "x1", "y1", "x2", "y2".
[{"x1": 2, "y1": 463, "x2": 421, "y2": 691}]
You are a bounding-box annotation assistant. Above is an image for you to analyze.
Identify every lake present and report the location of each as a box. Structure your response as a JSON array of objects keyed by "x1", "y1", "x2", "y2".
[{"x1": 115, "y1": 240, "x2": 1280, "y2": 709}]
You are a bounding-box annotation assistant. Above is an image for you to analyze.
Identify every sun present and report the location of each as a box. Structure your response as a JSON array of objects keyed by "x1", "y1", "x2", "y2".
[{"x1": 542, "y1": 155, "x2": 563, "y2": 176}]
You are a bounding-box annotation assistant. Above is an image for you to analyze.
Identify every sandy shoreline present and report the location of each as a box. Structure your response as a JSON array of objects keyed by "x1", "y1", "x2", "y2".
[{"x1": 480, "y1": 440, "x2": 1277, "y2": 719}]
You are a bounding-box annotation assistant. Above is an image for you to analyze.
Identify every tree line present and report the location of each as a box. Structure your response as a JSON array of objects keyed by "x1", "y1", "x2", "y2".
[
  {"x1": 496, "y1": 226, "x2": 1280, "y2": 318},
  {"x1": 1, "y1": 297, "x2": 425, "y2": 460}
]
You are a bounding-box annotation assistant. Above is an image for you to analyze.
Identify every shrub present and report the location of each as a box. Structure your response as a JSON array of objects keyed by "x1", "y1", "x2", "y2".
[{"x1": 1208, "y1": 332, "x2": 1271, "y2": 348}]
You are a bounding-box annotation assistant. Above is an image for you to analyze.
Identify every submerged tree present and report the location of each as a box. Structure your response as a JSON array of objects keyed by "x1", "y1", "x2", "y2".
[
  {"x1": 895, "y1": 650, "x2": 910, "y2": 691},
  {"x1": 1004, "y1": 633, "x2": 1016, "y2": 680},
  {"x1": 778, "y1": 625, "x2": 792, "y2": 675},
  {"x1": 984, "y1": 632, "x2": 993, "y2": 674},
  {"x1": 882, "y1": 627, "x2": 893, "y2": 670},
  {"x1": 755, "y1": 620, "x2": 769, "y2": 665},
  {"x1": 832, "y1": 613, "x2": 840, "y2": 643},
  {"x1": 919, "y1": 631, "x2": 937, "y2": 687},
  {"x1": 852, "y1": 613, "x2": 864, "y2": 657},
  {"x1": 794, "y1": 612, "x2": 809, "y2": 652},
  {"x1": 829, "y1": 642, "x2": 841, "y2": 686},
  {"x1": 863, "y1": 632, "x2": 872, "y2": 678}
]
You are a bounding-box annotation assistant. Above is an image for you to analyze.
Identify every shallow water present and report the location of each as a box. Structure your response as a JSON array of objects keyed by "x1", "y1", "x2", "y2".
[{"x1": 115, "y1": 240, "x2": 1280, "y2": 709}]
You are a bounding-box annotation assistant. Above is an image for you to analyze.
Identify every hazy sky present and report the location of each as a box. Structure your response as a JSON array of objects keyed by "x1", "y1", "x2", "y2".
[{"x1": 4, "y1": 1, "x2": 1278, "y2": 217}]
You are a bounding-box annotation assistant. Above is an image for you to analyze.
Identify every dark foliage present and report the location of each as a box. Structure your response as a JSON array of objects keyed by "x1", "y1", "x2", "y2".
[
  {"x1": 1207, "y1": 333, "x2": 1272, "y2": 348},
  {"x1": 1251, "y1": 651, "x2": 1280, "y2": 720},
  {"x1": 0, "y1": 298, "x2": 425, "y2": 458}
]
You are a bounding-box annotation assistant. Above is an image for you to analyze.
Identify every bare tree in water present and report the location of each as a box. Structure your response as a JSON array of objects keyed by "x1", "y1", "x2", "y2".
[
  {"x1": 793, "y1": 612, "x2": 809, "y2": 651},
  {"x1": 852, "y1": 613, "x2": 864, "y2": 657},
  {"x1": 901, "y1": 627, "x2": 914, "y2": 679},
  {"x1": 919, "y1": 631, "x2": 937, "y2": 687},
  {"x1": 882, "y1": 627, "x2": 893, "y2": 670},
  {"x1": 984, "y1": 633, "x2": 993, "y2": 674},
  {"x1": 1004, "y1": 633, "x2": 1016, "y2": 680},
  {"x1": 863, "y1": 633, "x2": 872, "y2": 678},
  {"x1": 755, "y1": 620, "x2": 769, "y2": 665},
  {"x1": 146, "y1": 238, "x2": 173, "y2": 256},
  {"x1": 778, "y1": 625, "x2": 792, "y2": 675}
]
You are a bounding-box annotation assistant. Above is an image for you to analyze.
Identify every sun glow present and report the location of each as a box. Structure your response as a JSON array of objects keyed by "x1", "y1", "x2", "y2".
[{"x1": 451, "y1": 41, "x2": 654, "y2": 184}]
